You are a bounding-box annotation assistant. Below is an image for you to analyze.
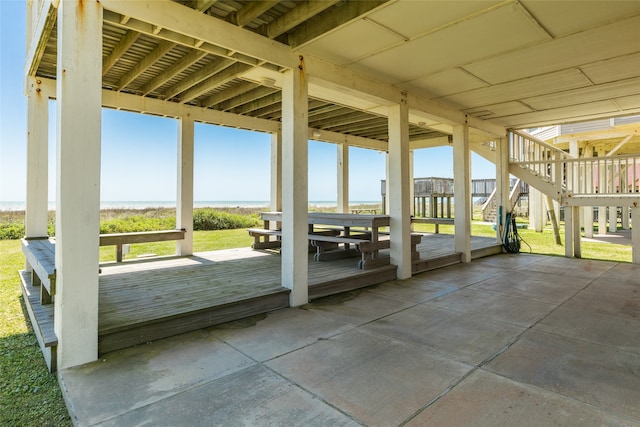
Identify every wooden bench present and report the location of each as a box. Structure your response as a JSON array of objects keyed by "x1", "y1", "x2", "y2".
[
  {"x1": 99, "y1": 229, "x2": 186, "y2": 262},
  {"x1": 411, "y1": 217, "x2": 454, "y2": 233},
  {"x1": 22, "y1": 238, "x2": 56, "y2": 305},
  {"x1": 247, "y1": 228, "x2": 282, "y2": 249}
]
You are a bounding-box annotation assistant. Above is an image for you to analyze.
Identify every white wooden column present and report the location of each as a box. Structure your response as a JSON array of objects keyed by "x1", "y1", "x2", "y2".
[
  {"x1": 622, "y1": 206, "x2": 630, "y2": 230},
  {"x1": 409, "y1": 150, "x2": 415, "y2": 217},
  {"x1": 270, "y1": 131, "x2": 282, "y2": 214},
  {"x1": 495, "y1": 137, "x2": 509, "y2": 243},
  {"x1": 529, "y1": 188, "x2": 544, "y2": 232},
  {"x1": 564, "y1": 206, "x2": 581, "y2": 258},
  {"x1": 281, "y1": 63, "x2": 308, "y2": 306},
  {"x1": 388, "y1": 99, "x2": 412, "y2": 278},
  {"x1": 632, "y1": 204, "x2": 640, "y2": 264},
  {"x1": 54, "y1": 0, "x2": 102, "y2": 369},
  {"x1": 384, "y1": 154, "x2": 390, "y2": 214},
  {"x1": 337, "y1": 143, "x2": 349, "y2": 213},
  {"x1": 583, "y1": 145, "x2": 594, "y2": 238},
  {"x1": 609, "y1": 206, "x2": 617, "y2": 232},
  {"x1": 177, "y1": 115, "x2": 194, "y2": 256},
  {"x1": 453, "y1": 124, "x2": 471, "y2": 262},
  {"x1": 598, "y1": 206, "x2": 606, "y2": 234},
  {"x1": 25, "y1": 77, "x2": 49, "y2": 240}
]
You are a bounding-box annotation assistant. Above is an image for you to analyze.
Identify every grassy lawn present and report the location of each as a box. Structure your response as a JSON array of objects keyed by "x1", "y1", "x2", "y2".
[{"x1": 0, "y1": 223, "x2": 632, "y2": 423}]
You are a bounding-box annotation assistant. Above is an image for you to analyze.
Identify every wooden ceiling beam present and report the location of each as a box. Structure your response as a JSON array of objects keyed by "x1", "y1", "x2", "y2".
[
  {"x1": 287, "y1": 0, "x2": 389, "y2": 49},
  {"x1": 231, "y1": 92, "x2": 281, "y2": 115},
  {"x1": 176, "y1": 62, "x2": 252, "y2": 103},
  {"x1": 217, "y1": 86, "x2": 279, "y2": 111},
  {"x1": 103, "y1": 30, "x2": 141, "y2": 76},
  {"x1": 230, "y1": 1, "x2": 279, "y2": 27},
  {"x1": 141, "y1": 49, "x2": 208, "y2": 95},
  {"x1": 203, "y1": 81, "x2": 258, "y2": 108},
  {"x1": 116, "y1": 40, "x2": 175, "y2": 90},
  {"x1": 311, "y1": 113, "x2": 380, "y2": 129},
  {"x1": 265, "y1": 0, "x2": 341, "y2": 39}
]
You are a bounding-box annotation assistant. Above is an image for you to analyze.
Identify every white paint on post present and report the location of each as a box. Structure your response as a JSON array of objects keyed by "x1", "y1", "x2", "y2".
[
  {"x1": 453, "y1": 124, "x2": 471, "y2": 262},
  {"x1": 177, "y1": 115, "x2": 194, "y2": 256},
  {"x1": 388, "y1": 99, "x2": 412, "y2": 279},
  {"x1": 598, "y1": 206, "x2": 607, "y2": 234},
  {"x1": 270, "y1": 131, "x2": 282, "y2": 214},
  {"x1": 622, "y1": 206, "x2": 630, "y2": 230},
  {"x1": 281, "y1": 64, "x2": 308, "y2": 306},
  {"x1": 495, "y1": 137, "x2": 509, "y2": 243},
  {"x1": 632, "y1": 205, "x2": 640, "y2": 264},
  {"x1": 25, "y1": 77, "x2": 49, "y2": 239},
  {"x1": 609, "y1": 206, "x2": 617, "y2": 232},
  {"x1": 54, "y1": 0, "x2": 102, "y2": 369},
  {"x1": 384, "y1": 153, "x2": 390, "y2": 214},
  {"x1": 564, "y1": 206, "x2": 574, "y2": 258},
  {"x1": 572, "y1": 206, "x2": 582, "y2": 258},
  {"x1": 583, "y1": 145, "x2": 594, "y2": 238},
  {"x1": 409, "y1": 149, "x2": 415, "y2": 217},
  {"x1": 337, "y1": 143, "x2": 349, "y2": 213}
]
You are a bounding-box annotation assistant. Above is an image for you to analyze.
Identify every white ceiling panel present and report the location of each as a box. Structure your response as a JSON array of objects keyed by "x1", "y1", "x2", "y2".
[
  {"x1": 440, "y1": 69, "x2": 591, "y2": 110},
  {"x1": 580, "y1": 53, "x2": 640, "y2": 85},
  {"x1": 350, "y1": 2, "x2": 549, "y2": 83},
  {"x1": 616, "y1": 94, "x2": 640, "y2": 110},
  {"x1": 464, "y1": 101, "x2": 533, "y2": 119},
  {"x1": 301, "y1": 19, "x2": 405, "y2": 67},
  {"x1": 465, "y1": 15, "x2": 640, "y2": 84},
  {"x1": 524, "y1": 77, "x2": 640, "y2": 110},
  {"x1": 367, "y1": 0, "x2": 503, "y2": 40},
  {"x1": 407, "y1": 68, "x2": 488, "y2": 98},
  {"x1": 499, "y1": 100, "x2": 622, "y2": 128},
  {"x1": 521, "y1": 0, "x2": 640, "y2": 38}
]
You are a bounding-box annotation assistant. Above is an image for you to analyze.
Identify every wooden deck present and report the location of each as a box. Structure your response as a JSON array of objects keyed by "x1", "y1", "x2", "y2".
[{"x1": 21, "y1": 233, "x2": 500, "y2": 367}]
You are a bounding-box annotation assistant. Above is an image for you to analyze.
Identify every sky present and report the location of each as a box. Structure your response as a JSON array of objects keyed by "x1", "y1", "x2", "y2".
[{"x1": 0, "y1": 1, "x2": 494, "y2": 205}]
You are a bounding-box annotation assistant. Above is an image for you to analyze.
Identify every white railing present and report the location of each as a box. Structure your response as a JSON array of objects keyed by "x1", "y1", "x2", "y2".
[
  {"x1": 509, "y1": 129, "x2": 640, "y2": 197},
  {"x1": 512, "y1": 154, "x2": 640, "y2": 196}
]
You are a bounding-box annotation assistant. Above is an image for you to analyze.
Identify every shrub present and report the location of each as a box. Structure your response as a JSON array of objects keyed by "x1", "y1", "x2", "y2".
[{"x1": 193, "y1": 209, "x2": 258, "y2": 231}]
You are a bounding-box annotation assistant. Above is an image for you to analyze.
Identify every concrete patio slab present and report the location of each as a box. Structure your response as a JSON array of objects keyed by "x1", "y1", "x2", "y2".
[
  {"x1": 97, "y1": 364, "x2": 361, "y2": 427},
  {"x1": 426, "y1": 288, "x2": 557, "y2": 327},
  {"x1": 59, "y1": 328, "x2": 256, "y2": 426},
  {"x1": 210, "y1": 307, "x2": 354, "y2": 362},
  {"x1": 534, "y1": 306, "x2": 640, "y2": 354},
  {"x1": 302, "y1": 288, "x2": 416, "y2": 327},
  {"x1": 520, "y1": 256, "x2": 616, "y2": 279},
  {"x1": 363, "y1": 304, "x2": 525, "y2": 365},
  {"x1": 468, "y1": 270, "x2": 587, "y2": 304},
  {"x1": 57, "y1": 254, "x2": 640, "y2": 427},
  {"x1": 365, "y1": 277, "x2": 459, "y2": 303},
  {"x1": 485, "y1": 329, "x2": 640, "y2": 421},
  {"x1": 266, "y1": 328, "x2": 471, "y2": 427},
  {"x1": 405, "y1": 369, "x2": 633, "y2": 427}
]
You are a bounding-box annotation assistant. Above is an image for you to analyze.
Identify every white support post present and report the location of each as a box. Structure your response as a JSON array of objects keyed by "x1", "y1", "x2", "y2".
[
  {"x1": 409, "y1": 150, "x2": 415, "y2": 218},
  {"x1": 384, "y1": 154, "x2": 390, "y2": 214},
  {"x1": 622, "y1": 206, "x2": 630, "y2": 230},
  {"x1": 337, "y1": 143, "x2": 349, "y2": 213},
  {"x1": 564, "y1": 206, "x2": 582, "y2": 258},
  {"x1": 583, "y1": 145, "x2": 594, "y2": 238},
  {"x1": 177, "y1": 115, "x2": 194, "y2": 256},
  {"x1": 453, "y1": 124, "x2": 471, "y2": 262},
  {"x1": 25, "y1": 77, "x2": 50, "y2": 241},
  {"x1": 388, "y1": 99, "x2": 412, "y2": 279},
  {"x1": 281, "y1": 63, "x2": 308, "y2": 306},
  {"x1": 270, "y1": 131, "x2": 282, "y2": 214},
  {"x1": 609, "y1": 206, "x2": 617, "y2": 232},
  {"x1": 598, "y1": 206, "x2": 606, "y2": 234},
  {"x1": 54, "y1": 0, "x2": 102, "y2": 369},
  {"x1": 495, "y1": 137, "x2": 509, "y2": 243},
  {"x1": 632, "y1": 205, "x2": 640, "y2": 264}
]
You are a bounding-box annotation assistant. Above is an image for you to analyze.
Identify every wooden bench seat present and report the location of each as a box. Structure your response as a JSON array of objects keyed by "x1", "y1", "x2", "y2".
[
  {"x1": 99, "y1": 229, "x2": 186, "y2": 262},
  {"x1": 22, "y1": 237, "x2": 56, "y2": 304}
]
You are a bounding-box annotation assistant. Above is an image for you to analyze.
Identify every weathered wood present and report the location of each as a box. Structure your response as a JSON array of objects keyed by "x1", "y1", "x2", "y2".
[
  {"x1": 308, "y1": 265, "x2": 398, "y2": 300},
  {"x1": 413, "y1": 253, "x2": 462, "y2": 274},
  {"x1": 19, "y1": 270, "x2": 57, "y2": 372},
  {"x1": 100, "y1": 229, "x2": 186, "y2": 262},
  {"x1": 22, "y1": 238, "x2": 56, "y2": 301},
  {"x1": 411, "y1": 217, "x2": 454, "y2": 233}
]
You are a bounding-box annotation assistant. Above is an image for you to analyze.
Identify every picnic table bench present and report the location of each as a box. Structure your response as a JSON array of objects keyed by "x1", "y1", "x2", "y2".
[
  {"x1": 99, "y1": 229, "x2": 186, "y2": 262},
  {"x1": 250, "y1": 212, "x2": 422, "y2": 270}
]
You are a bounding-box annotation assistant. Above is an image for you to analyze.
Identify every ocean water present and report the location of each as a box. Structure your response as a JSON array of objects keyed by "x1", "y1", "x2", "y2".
[{"x1": 0, "y1": 200, "x2": 381, "y2": 211}]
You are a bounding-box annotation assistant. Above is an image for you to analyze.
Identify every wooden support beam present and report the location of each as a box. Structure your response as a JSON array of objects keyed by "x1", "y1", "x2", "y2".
[
  {"x1": 337, "y1": 143, "x2": 349, "y2": 213},
  {"x1": 25, "y1": 0, "x2": 58, "y2": 77},
  {"x1": 55, "y1": 0, "x2": 102, "y2": 369},
  {"x1": 281, "y1": 63, "x2": 309, "y2": 307},
  {"x1": 265, "y1": 0, "x2": 340, "y2": 39},
  {"x1": 116, "y1": 40, "x2": 175, "y2": 90},
  {"x1": 270, "y1": 131, "x2": 282, "y2": 214},
  {"x1": 231, "y1": 1, "x2": 279, "y2": 27},
  {"x1": 177, "y1": 63, "x2": 253, "y2": 104},
  {"x1": 202, "y1": 81, "x2": 258, "y2": 108},
  {"x1": 606, "y1": 134, "x2": 633, "y2": 157},
  {"x1": 103, "y1": 30, "x2": 140, "y2": 76},
  {"x1": 453, "y1": 124, "x2": 472, "y2": 262},
  {"x1": 388, "y1": 98, "x2": 412, "y2": 279},
  {"x1": 632, "y1": 205, "x2": 640, "y2": 264},
  {"x1": 230, "y1": 92, "x2": 282, "y2": 115},
  {"x1": 163, "y1": 58, "x2": 234, "y2": 100},
  {"x1": 141, "y1": 50, "x2": 208, "y2": 95},
  {"x1": 177, "y1": 116, "x2": 194, "y2": 256},
  {"x1": 216, "y1": 86, "x2": 279, "y2": 111},
  {"x1": 287, "y1": 1, "x2": 389, "y2": 48}
]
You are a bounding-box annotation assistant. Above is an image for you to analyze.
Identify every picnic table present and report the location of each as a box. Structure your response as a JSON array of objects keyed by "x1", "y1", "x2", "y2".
[{"x1": 248, "y1": 212, "x2": 396, "y2": 269}]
